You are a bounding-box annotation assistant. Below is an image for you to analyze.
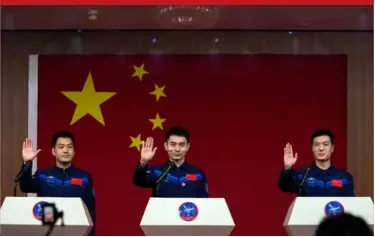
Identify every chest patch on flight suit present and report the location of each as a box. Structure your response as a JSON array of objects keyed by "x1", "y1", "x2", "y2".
[
  {"x1": 152, "y1": 169, "x2": 204, "y2": 185},
  {"x1": 71, "y1": 178, "x2": 84, "y2": 186},
  {"x1": 186, "y1": 174, "x2": 198, "y2": 181},
  {"x1": 326, "y1": 179, "x2": 347, "y2": 188},
  {"x1": 297, "y1": 174, "x2": 348, "y2": 189},
  {"x1": 38, "y1": 174, "x2": 89, "y2": 187},
  {"x1": 331, "y1": 179, "x2": 343, "y2": 188},
  {"x1": 179, "y1": 173, "x2": 203, "y2": 184}
]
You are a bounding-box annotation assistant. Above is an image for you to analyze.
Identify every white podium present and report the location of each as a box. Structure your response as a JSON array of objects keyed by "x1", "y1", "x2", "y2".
[
  {"x1": 283, "y1": 196, "x2": 374, "y2": 236},
  {"x1": 140, "y1": 197, "x2": 235, "y2": 236},
  {"x1": 0, "y1": 196, "x2": 93, "y2": 236}
]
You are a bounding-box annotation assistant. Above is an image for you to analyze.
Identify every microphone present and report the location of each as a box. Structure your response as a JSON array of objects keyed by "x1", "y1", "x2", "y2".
[
  {"x1": 154, "y1": 163, "x2": 173, "y2": 197},
  {"x1": 14, "y1": 161, "x2": 32, "y2": 183},
  {"x1": 298, "y1": 165, "x2": 311, "y2": 196},
  {"x1": 13, "y1": 161, "x2": 32, "y2": 196},
  {"x1": 156, "y1": 163, "x2": 173, "y2": 184}
]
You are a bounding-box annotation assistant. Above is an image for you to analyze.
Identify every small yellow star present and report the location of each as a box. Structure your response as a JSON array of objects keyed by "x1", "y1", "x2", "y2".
[
  {"x1": 129, "y1": 134, "x2": 143, "y2": 151},
  {"x1": 149, "y1": 113, "x2": 166, "y2": 130},
  {"x1": 132, "y1": 63, "x2": 149, "y2": 81},
  {"x1": 150, "y1": 84, "x2": 167, "y2": 102}
]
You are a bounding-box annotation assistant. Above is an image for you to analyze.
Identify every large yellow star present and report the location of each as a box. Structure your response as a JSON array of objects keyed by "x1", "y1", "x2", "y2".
[
  {"x1": 149, "y1": 113, "x2": 166, "y2": 130},
  {"x1": 61, "y1": 72, "x2": 116, "y2": 126},
  {"x1": 132, "y1": 64, "x2": 149, "y2": 81},
  {"x1": 129, "y1": 134, "x2": 143, "y2": 151},
  {"x1": 150, "y1": 84, "x2": 167, "y2": 102}
]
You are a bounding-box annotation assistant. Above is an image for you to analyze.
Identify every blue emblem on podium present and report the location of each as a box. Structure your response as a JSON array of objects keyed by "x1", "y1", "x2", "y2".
[
  {"x1": 178, "y1": 202, "x2": 198, "y2": 221},
  {"x1": 324, "y1": 201, "x2": 344, "y2": 217},
  {"x1": 32, "y1": 201, "x2": 49, "y2": 220}
]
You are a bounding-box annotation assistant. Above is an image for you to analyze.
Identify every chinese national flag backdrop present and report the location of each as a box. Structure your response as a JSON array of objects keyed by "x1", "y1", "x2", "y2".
[{"x1": 36, "y1": 54, "x2": 346, "y2": 235}]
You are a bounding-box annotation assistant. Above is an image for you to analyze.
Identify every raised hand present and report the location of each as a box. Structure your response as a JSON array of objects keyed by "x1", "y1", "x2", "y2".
[
  {"x1": 22, "y1": 138, "x2": 41, "y2": 162},
  {"x1": 140, "y1": 137, "x2": 157, "y2": 165},
  {"x1": 284, "y1": 143, "x2": 297, "y2": 170}
]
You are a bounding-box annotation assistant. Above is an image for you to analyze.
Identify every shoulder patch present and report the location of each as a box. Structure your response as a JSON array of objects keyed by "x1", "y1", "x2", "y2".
[{"x1": 205, "y1": 183, "x2": 209, "y2": 193}]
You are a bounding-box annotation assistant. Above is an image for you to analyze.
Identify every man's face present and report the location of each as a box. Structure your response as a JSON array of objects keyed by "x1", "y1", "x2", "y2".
[
  {"x1": 164, "y1": 135, "x2": 190, "y2": 161},
  {"x1": 312, "y1": 135, "x2": 334, "y2": 161},
  {"x1": 52, "y1": 137, "x2": 75, "y2": 163}
]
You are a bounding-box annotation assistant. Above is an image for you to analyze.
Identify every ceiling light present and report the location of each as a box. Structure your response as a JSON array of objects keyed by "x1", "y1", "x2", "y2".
[
  {"x1": 88, "y1": 9, "x2": 98, "y2": 21},
  {"x1": 157, "y1": 5, "x2": 218, "y2": 29}
]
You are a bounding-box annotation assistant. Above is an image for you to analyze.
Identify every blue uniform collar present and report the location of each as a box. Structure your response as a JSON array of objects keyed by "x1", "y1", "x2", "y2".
[
  {"x1": 169, "y1": 160, "x2": 188, "y2": 170},
  {"x1": 310, "y1": 162, "x2": 335, "y2": 176},
  {"x1": 53, "y1": 163, "x2": 75, "y2": 173}
]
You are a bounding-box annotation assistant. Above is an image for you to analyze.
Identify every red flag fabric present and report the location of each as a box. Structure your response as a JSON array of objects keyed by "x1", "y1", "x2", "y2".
[
  {"x1": 332, "y1": 179, "x2": 343, "y2": 188},
  {"x1": 35, "y1": 54, "x2": 347, "y2": 235},
  {"x1": 186, "y1": 173, "x2": 198, "y2": 181}
]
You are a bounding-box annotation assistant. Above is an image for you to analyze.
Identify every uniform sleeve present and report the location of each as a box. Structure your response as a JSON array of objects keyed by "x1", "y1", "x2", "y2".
[
  {"x1": 278, "y1": 168, "x2": 299, "y2": 193},
  {"x1": 19, "y1": 163, "x2": 40, "y2": 194},
  {"x1": 82, "y1": 174, "x2": 96, "y2": 235},
  {"x1": 133, "y1": 162, "x2": 157, "y2": 188},
  {"x1": 197, "y1": 172, "x2": 209, "y2": 198},
  {"x1": 343, "y1": 173, "x2": 355, "y2": 197}
]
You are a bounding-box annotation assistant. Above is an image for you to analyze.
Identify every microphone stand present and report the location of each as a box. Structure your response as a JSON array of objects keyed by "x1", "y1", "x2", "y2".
[
  {"x1": 298, "y1": 165, "x2": 311, "y2": 196},
  {"x1": 13, "y1": 161, "x2": 32, "y2": 196},
  {"x1": 154, "y1": 163, "x2": 173, "y2": 197}
]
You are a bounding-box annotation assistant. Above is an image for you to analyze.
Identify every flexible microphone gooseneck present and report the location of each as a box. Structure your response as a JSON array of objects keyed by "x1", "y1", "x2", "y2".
[
  {"x1": 13, "y1": 161, "x2": 32, "y2": 196},
  {"x1": 154, "y1": 163, "x2": 173, "y2": 197},
  {"x1": 298, "y1": 165, "x2": 311, "y2": 196}
]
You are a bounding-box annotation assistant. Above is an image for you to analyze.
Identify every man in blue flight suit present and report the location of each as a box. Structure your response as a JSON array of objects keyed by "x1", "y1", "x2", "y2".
[
  {"x1": 133, "y1": 126, "x2": 209, "y2": 197},
  {"x1": 278, "y1": 129, "x2": 355, "y2": 196},
  {"x1": 19, "y1": 131, "x2": 96, "y2": 235},
  {"x1": 279, "y1": 129, "x2": 354, "y2": 197}
]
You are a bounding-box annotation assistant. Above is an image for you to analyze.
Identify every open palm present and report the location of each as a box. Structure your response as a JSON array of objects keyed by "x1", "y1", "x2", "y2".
[
  {"x1": 22, "y1": 138, "x2": 41, "y2": 161},
  {"x1": 284, "y1": 143, "x2": 298, "y2": 169},
  {"x1": 140, "y1": 137, "x2": 157, "y2": 164}
]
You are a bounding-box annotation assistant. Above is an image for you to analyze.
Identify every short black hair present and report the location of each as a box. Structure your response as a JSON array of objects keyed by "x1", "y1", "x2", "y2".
[
  {"x1": 52, "y1": 131, "x2": 75, "y2": 147},
  {"x1": 165, "y1": 126, "x2": 190, "y2": 142},
  {"x1": 315, "y1": 213, "x2": 373, "y2": 236},
  {"x1": 311, "y1": 129, "x2": 334, "y2": 144}
]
